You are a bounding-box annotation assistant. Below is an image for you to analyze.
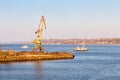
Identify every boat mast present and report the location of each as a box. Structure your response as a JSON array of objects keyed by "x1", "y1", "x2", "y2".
[{"x1": 82, "y1": 40, "x2": 86, "y2": 48}]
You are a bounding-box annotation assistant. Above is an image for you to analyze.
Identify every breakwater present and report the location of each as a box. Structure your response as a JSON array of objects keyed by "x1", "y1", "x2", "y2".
[{"x1": 0, "y1": 50, "x2": 74, "y2": 62}]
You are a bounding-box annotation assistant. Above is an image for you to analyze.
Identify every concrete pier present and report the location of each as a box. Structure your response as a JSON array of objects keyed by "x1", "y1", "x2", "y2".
[{"x1": 0, "y1": 50, "x2": 74, "y2": 62}]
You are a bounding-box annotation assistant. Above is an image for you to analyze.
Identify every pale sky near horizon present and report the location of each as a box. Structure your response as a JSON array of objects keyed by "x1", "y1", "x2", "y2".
[{"x1": 0, "y1": 0, "x2": 120, "y2": 43}]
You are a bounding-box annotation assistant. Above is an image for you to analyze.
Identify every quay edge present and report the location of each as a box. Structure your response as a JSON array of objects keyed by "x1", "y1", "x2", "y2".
[{"x1": 0, "y1": 50, "x2": 74, "y2": 62}]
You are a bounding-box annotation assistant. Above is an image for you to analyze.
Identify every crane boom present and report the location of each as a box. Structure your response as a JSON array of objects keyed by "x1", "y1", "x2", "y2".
[{"x1": 37, "y1": 16, "x2": 46, "y2": 40}]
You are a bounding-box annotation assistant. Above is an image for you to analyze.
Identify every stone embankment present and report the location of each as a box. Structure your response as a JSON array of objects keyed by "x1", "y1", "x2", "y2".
[{"x1": 0, "y1": 49, "x2": 74, "y2": 62}]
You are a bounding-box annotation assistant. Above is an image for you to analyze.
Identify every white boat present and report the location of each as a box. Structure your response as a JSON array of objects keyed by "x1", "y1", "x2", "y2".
[
  {"x1": 73, "y1": 42, "x2": 88, "y2": 51},
  {"x1": 73, "y1": 46, "x2": 88, "y2": 51},
  {"x1": 21, "y1": 45, "x2": 29, "y2": 48}
]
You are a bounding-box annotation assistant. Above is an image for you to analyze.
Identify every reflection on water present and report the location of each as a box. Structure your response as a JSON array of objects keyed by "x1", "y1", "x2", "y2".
[
  {"x1": 0, "y1": 61, "x2": 44, "y2": 80},
  {"x1": 34, "y1": 61, "x2": 43, "y2": 80}
]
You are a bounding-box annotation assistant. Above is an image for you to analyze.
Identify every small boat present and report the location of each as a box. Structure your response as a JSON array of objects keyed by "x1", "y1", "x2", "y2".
[
  {"x1": 73, "y1": 41, "x2": 88, "y2": 51},
  {"x1": 73, "y1": 46, "x2": 88, "y2": 51},
  {"x1": 21, "y1": 45, "x2": 29, "y2": 48}
]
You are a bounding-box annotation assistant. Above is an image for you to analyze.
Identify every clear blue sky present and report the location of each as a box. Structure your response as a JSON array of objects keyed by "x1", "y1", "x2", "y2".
[{"x1": 0, "y1": 0, "x2": 120, "y2": 42}]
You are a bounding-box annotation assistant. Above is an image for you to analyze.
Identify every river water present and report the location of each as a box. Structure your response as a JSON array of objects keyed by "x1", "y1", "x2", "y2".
[{"x1": 0, "y1": 44, "x2": 120, "y2": 80}]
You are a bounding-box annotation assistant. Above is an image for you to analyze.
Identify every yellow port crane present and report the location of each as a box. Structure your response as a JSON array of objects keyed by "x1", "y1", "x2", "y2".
[{"x1": 32, "y1": 16, "x2": 46, "y2": 52}]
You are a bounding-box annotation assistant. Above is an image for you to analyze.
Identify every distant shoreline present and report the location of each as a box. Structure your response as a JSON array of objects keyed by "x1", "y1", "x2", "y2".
[{"x1": 1, "y1": 38, "x2": 119, "y2": 45}]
